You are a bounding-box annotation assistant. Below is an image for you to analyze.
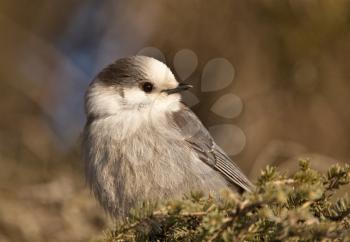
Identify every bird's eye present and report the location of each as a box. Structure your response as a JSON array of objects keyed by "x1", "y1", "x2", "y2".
[{"x1": 141, "y1": 82, "x2": 154, "y2": 93}]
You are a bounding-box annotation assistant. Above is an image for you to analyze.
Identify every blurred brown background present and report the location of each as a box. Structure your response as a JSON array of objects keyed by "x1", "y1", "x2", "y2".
[{"x1": 1, "y1": 1, "x2": 350, "y2": 241}]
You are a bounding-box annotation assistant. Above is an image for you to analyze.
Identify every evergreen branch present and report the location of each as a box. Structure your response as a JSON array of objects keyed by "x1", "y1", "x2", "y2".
[{"x1": 97, "y1": 160, "x2": 350, "y2": 242}]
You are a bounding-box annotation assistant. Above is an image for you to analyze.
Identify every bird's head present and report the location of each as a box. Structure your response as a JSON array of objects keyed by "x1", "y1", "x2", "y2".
[{"x1": 85, "y1": 56, "x2": 191, "y2": 119}]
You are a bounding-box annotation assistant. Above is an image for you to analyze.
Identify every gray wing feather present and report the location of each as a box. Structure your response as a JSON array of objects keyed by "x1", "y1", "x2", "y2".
[{"x1": 171, "y1": 105, "x2": 255, "y2": 192}]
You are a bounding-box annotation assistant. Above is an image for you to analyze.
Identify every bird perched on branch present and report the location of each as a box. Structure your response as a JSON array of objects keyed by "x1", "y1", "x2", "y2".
[{"x1": 83, "y1": 56, "x2": 254, "y2": 218}]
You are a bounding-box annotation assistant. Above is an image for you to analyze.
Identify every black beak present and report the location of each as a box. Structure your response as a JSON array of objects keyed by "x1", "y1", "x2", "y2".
[{"x1": 162, "y1": 83, "x2": 193, "y2": 95}]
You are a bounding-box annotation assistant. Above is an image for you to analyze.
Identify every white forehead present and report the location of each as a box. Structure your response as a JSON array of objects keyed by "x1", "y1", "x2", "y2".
[{"x1": 139, "y1": 57, "x2": 178, "y2": 87}]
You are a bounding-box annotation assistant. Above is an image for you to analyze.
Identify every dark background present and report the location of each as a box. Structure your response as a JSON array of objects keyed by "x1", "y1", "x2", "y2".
[{"x1": 1, "y1": 1, "x2": 350, "y2": 241}]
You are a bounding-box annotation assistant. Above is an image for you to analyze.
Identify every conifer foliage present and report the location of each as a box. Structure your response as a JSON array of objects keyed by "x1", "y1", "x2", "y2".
[{"x1": 100, "y1": 160, "x2": 350, "y2": 241}]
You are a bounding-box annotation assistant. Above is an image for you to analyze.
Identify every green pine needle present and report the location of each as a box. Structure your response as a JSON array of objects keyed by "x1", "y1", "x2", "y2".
[{"x1": 97, "y1": 160, "x2": 350, "y2": 242}]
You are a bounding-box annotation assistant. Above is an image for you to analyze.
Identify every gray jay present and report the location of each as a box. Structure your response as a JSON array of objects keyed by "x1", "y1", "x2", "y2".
[{"x1": 83, "y1": 56, "x2": 254, "y2": 218}]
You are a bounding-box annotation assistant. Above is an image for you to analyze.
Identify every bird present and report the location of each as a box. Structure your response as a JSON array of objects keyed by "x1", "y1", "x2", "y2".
[{"x1": 83, "y1": 56, "x2": 254, "y2": 218}]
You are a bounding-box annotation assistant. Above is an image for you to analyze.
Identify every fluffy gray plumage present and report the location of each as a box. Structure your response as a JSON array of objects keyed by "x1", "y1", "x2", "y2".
[{"x1": 83, "y1": 56, "x2": 254, "y2": 218}]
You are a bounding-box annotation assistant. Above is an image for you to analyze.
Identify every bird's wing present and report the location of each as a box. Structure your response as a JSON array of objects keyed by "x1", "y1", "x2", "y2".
[{"x1": 170, "y1": 105, "x2": 255, "y2": 192}]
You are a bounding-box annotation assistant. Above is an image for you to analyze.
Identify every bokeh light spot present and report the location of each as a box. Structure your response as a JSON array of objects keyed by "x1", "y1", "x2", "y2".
[
  {"x1": 209, "y1": 124, "x2": 246, "y2": 155},
  {"x1": 211, "y1": 93, "x2": 243, "y2": 119},
  {"x1": 201, "y1": 58, "x2": 235, "y2": 92},
  {"x1": 137, "y1": 46, "x2": 166, "y2": 63},
  {"x1": 173, "y1": 49, "x2": 198, "y2": 81}
]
